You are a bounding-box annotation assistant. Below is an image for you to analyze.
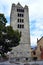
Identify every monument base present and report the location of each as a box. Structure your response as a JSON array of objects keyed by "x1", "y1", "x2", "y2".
[{"x1": 9, "y1": 43, "x2": 31, "y2": 62}]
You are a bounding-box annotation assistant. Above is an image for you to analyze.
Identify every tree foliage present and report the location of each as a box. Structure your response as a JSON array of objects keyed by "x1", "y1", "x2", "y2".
[{"x1": 0, "y1": 14, "x2": 21, "y2": 57}]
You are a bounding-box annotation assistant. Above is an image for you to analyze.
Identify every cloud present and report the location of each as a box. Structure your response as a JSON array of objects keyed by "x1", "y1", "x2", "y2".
[
  {"x1": 29, "y1": 0, "x2": 43, "y2": 19},
  {"x1": 29, "y1": 0, "x2": 43, "y2": 46},
  {"x1": 6, "y1": 23, "x2": 10, "y2": 26},
  {"x1": 30, "y1": 18, "x2": 43, "y2": 46},
  {"x1": 30, "y1": 35, "x2": 37, "y2": 46},
  {"x1": 0, "y1": 0, "x2": 11, "y2": 17},
  {"x1": 0, "y1": 0, "x2": 29, "y2": 17},
  {"x1": 0, "y1": 0, "x2": 29, "y2": 22},
  {"x1": 0, "y1": 0, "x2": 43, "y2": 46}
]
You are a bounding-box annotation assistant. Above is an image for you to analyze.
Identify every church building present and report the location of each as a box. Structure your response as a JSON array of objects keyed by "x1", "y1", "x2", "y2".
[{"x1": 10, "y1": 3, "x2": 31, "y2": 62}]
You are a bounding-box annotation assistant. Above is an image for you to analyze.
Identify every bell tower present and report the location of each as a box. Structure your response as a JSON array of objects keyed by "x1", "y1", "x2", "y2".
[{"x1": 10, "y1": 3, "x2": 31, "y2": 62}]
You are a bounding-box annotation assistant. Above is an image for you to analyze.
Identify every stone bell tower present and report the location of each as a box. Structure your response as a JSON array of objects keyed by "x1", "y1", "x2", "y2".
[{"x1": 10, "y1": 3, "x2": 31, "y2": 62}]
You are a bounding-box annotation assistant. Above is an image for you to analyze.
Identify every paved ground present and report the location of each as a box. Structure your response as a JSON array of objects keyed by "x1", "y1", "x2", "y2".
[{"x1": 0, "y1": 60, "x2": 43, "y2": 65}]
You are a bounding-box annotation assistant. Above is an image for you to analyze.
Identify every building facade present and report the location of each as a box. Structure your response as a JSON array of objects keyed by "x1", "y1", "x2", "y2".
[
  {"x1": 31, "y1": 47, "x2": 38, "y2": 61},
  {"x1": 37, "y1": 37, "x2": 43, "y2": 60},
  {"x1": 31, "y1": 36, "x2": 43, "y2": 61},
  {"x1": 10, "y1": 3, "x2": 31, "y2": 62}
]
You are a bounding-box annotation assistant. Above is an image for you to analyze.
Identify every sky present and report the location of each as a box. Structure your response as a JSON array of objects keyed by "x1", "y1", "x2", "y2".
[{"x1": 0, "y1": 0, "x2": 43, "y2": 47}]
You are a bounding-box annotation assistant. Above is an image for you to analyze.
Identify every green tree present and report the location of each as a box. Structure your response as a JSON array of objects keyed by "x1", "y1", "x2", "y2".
[
  {"x1": 0, "y1": 14, "x2": 7, "y2": 46},
  {"x1": 0, "y1": 14, "x2": 21, "y2": 57},
  {"x1": 0, "y1": 14, "x2": 7, "y2": 31}
]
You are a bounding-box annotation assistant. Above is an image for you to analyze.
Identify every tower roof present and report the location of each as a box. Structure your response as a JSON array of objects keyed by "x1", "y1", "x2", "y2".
[{"x1": 17, "y1": 2, "x2": 23, "y2": 8}]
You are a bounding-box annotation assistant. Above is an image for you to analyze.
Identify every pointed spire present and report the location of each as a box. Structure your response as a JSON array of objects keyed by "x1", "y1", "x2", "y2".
[
  {"x1": 12, "y1": 3, "x2": 15, "y2": 7},
  {"x1": 24, "y1": 5, "x2": 28, "y2": 9},
  {"x1": 17, "y1": 2, "x2": 23, "y2": 8},
  {"x1": 17, "y1": 2, "x2": 21, "y2": 5}
]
